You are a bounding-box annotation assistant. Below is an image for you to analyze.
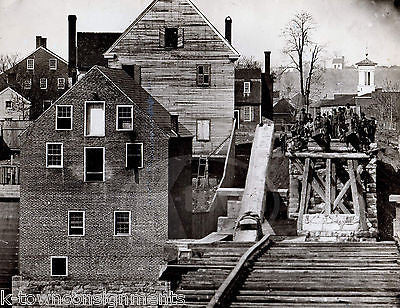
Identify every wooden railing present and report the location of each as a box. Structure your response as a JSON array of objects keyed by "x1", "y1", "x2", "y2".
[{"x1": 0, "y1": 165, "x2": 20, "y2": 185}]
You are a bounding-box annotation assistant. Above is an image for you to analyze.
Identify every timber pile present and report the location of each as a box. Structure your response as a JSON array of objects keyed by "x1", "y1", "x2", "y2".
[{"x1": 230, "y1": 241, "x2": 400, "y2": 307}]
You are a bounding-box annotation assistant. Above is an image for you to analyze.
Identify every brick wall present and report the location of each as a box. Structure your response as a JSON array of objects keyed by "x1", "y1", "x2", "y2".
[{"x1": 19, "y1": 68, "x2": 170, "y2": 282}]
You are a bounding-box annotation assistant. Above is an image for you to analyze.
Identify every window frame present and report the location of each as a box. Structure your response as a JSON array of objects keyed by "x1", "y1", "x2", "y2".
[
  {"x1": 84, "y1": 101, "x2": 106, "y2": 137},
  {"x1": 196, "y1": 119, "x2": 211, "y2": 142},
  {"x1": 24, "y1": 79, "x2": 32, "y2": 90},
  {"x1": 27, "y1": 59, "x2": 34, "y2": 70},
  {"x1": 126, "y1": 143, "x2": 144, "y2": 169},
  {"x1": 57, "y1": 78, "x2": 65, "y2": 90},
  {"x1": 40, "y1": 78, "x2": 48, "y2": 90},
  {"x1": 46, "y1": 142, "x2": 63, "y2": 168},
  {"x1": 165, "y1": 27, "x2": 179, "y2": 49},
  {"x1": 84, "y1": 146, "x2": 105, "y2": 182},
  {"x1": 68, "y1": 211, "x2": 85, "y2": 237},
  {"x1": 116, "y1": 105, "x2": 134, "y2": 131},
  {"x1": 243, "y1": 106, "x2": 254, "y2": 122},
  {"x1": 244, "y1": 81, "x2": 251, "y2": 95},
  {"x1": 5, "y1": 100, "x2": 12, "y2": 110},
  {"x1": 50, "y1": 256, "x2": 68, "y2": 277},
  {"x1": 113, "y1": 211, "x2": 131, "y2": 237},
  {"x1": 56, "y1": 105, "x2": 73, "y2": 131},
  {"x1": 49, "y1": 58, "x2": 57, "y2": 70},
  {"x1": 196, "y1": 64, "x2": 211, "y2": 87}
]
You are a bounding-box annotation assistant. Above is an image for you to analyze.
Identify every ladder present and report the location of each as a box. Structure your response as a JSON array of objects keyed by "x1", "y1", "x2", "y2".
[{"x1": 196, "y1": 156, "x2": 209, "y2": 188}]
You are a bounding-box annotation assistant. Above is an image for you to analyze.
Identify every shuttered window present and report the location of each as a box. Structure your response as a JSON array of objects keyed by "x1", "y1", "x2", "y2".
[{"x1": 196, "y1": 119, "x2": 210, "y2": 141}]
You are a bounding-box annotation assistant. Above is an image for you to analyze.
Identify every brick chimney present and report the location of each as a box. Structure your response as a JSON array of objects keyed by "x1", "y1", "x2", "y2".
[
  {"x1": 261, "y1": 50, "x2": 273, "y2": 120},
  {"x1": 41, "y1": 37, "x2": 47, "y2": 49},
  {"x1": 36, "y1": 36, "x2": 42, "y2": 48},
  {"x1": 225, "y1": 16, "x2": 232, "y2": 44},
  {"x1": 264, "y1": 51, "x2": 271, "y2": 75},
  {"x1": 68, "y1": 15, "x2": 77, "y2": 85}
]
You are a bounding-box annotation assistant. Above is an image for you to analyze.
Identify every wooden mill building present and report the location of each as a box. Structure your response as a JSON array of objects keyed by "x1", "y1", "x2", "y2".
[{"x1": 102, "y1": 0, "x2": 240, "y2": 157}]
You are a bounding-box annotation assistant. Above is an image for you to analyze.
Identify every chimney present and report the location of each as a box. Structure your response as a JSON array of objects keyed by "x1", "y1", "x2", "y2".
[
  {"x1": 36, "y1": 36, "x2": 42, "y2": 48},
  {"x1": 171, "y1": 114, "x2": 179, "y2": 134},
  {"x1": 122, "y1": 64, "x2": 141, "y2": 85},
  {"x1": 41, "y1": 37, "x2": 47, "y2": 49},
  {"x1": 264, "y1": 51, "x2": 271, "y2": 75},
  {"x1": 225, "y1": 16, "x2": 232, "y2": 44},
  {"x1": 68, "y1": 15, "x2": 77, "y2": 85}
]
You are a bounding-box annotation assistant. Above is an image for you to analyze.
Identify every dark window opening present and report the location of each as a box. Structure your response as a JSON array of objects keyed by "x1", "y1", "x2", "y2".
[
  {"x1": 5, "y1": 101, "x2": 12, "y2": 109},
  {"x1": 85, "y1": 148, "x2": 104, "y2": 182},
  {"x1": 165, "y1": 27, "x2": 178, "y2": 48},
  {"x1": 51, "y1": 257, "x2": 67, "y2": 276},
  {"x1": 68, "y1": 211, "x2": 84, "y2": 236},
  {"x1": 126, "y1": 143, "x2": 143, "y2": 169}
]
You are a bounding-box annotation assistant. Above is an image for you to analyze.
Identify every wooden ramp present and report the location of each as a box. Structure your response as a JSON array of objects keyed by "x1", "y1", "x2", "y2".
[{"x1": 162, "y1": 239, "x2": 400, "y2": 307}]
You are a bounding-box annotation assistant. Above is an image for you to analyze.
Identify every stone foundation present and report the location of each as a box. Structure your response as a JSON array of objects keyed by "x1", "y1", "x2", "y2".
[{"x1": 11, "y1": 276, "x2": 173, "y2": 307}]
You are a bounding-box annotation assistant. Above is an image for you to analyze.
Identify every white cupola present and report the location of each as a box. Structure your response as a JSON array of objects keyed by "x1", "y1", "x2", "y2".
[{"x1": 356, "y1": 53, "x2": 377, "y2": 96}]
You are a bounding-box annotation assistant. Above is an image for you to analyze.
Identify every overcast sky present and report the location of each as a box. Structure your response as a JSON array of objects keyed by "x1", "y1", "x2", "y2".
[{"x1": 0, "y1": 0, "x2": 399, "y2": 68}]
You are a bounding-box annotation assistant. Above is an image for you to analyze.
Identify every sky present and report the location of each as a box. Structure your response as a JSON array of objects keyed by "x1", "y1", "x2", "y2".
[{"x1": 0, "y1": 0, "x2": 400, "y2": 68}]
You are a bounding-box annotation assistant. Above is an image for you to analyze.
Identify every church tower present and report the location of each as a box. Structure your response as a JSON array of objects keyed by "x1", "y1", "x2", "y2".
[{"x1": 356, "y1": 53, "x2": 377, "y2": 96}]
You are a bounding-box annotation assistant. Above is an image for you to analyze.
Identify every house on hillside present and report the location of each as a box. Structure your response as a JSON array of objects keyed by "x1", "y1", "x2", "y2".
[
  {"x1": 273, "y1": 98, "x2": 295, "y2": 132},
  {"x1": 332, "y1": 56, "x2": 345, "y2": 70},
  {"x1": 101, "y1": 0, "x2": 240, "y2": 157},
  {"x1": 0, "y1": 36, "x2": 69, "y2": 120},
  {"x1": 16, "y1": 65, "x2": 193, "y2": 296}
]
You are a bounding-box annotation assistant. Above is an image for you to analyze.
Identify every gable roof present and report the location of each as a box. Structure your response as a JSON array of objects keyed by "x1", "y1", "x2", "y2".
[
  {"x1": 273, "y1": 98, "x2": 295, "y2": 114},
  {"x1": 12, "y1": 46, "x2": 68, "y2": 68},
  {"x1": 104, "y1": 0, "x2": 239, "y2": 58},
  {"x1": 77, "y1": 32, "x2": 122, "y2": 71},
  {"x1": 235, "y1": 68, "x2": 261, "y2": 80},
  {"x1": 0, "y1": 86, "x2": 31, "y2": 102},
  {"x1": 355, "y1": 57, "x2": 377, "y2": 67},
  {"x1": 95, "y1": 66, "x2": 192, "y2": 138}
]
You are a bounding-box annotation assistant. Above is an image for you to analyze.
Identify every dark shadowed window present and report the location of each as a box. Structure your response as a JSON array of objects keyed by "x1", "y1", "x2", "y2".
[
  {"x1": 117, "y1": 106, "x2": 133, "y2": 130},
  {"x1": 68, "y1": 211, "x2": 85, "y2": 236},
  {"x1": 165, "y1": 27, "x2": 178, "y2": 48},
  {"x1": 56, "y1": 105, "x2": 72, "y2": 130},
  {"x1": 85, "y1": 147, "x2": 104, "y2": 182},
  {"x1": 5, "y1": 101, "x2": 12, "y2": 109},
  {"x1": 114, "y1": 211, "x2": 131, "y2": 236},
  {"x1": 46, "y1": 143, "x2": 63, "y2": 168},
  {"x1": 126, "y1": 143, "x2": 143, "y2": 169},
  {"x1": 40, "y1": 78, "x2": 47, "y2": 89},
  {"x1": 49, "y1": 58, "x2": 57, "y2": 70},
  {"x1": 58, "y1": 78, "x2": 65, "y2": 89},
  {"x1": 196, "y1": 65, "x2": 211, "y2": 87},
  {"x1": 51, "y1": 256, "x2": 67, "y2": 276}
]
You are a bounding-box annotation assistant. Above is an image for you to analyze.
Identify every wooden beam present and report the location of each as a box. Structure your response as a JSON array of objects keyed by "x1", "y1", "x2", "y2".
[
  {"x1": 348, "y1": 160, "x2": 368, "y2": 231},
  {"x1": 287, "y1": 152, "x2": 369, "y2": 159},
  {"x1": 353, "y1": 160, "x2": 368, "y2": 231},
  {"x1": 297, "y1": 158, "x2": 310, "y2": 231},
  {"x1": 333, "y1": 180, "x2": 351, "y2": 213},
  {"x1": 331, "y1": 161, "x2": 336, "y2": 207},
  {"x1": 325, "y1": 159, "x2": 332, "y2": 215}
]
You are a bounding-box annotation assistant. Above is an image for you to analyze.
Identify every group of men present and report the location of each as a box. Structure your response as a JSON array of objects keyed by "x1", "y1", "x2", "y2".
[{"x1": 284, "y1": 104, "x2": 377, "y2": 152}]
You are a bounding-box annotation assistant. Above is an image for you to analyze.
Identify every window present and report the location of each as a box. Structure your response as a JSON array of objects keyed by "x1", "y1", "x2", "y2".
[
  {"x1": 116, "y1": 105, "x2": 133, "y2": 131},
  {"x1": 40, "y1": 78, "x2": 47, "y2": 89},
  {"x1": 56, "y1": 105, "x2": 72, "y2": 130},
  {"x1": 85, "y1": 102, "x2": 105, "y2": 136},
  {"x1": 46, "y1": 143, "x2": 63, "y2": 168},
  {"x1": 126, "y1": 143, "x2": 143, "y2": 169},
  {"x1": 58, "y1": 78, "x2": 65, "y2": 89},
  {"x1": 68, "y1": 211, "x2": 85, "y2": 236},
  {"x1": 365, "y1": 71, "x2": 371, "y2": 86},
  {"x1": 196, "y1": 65, "x2": 211, "y2": 87},
  {"x1": 244, "y1": 106, "x2": 254, "y2": 122},
  {"x1": 84, "y1": 147, "x2": 104, "y2": 182},
  {"x1": 114, "y1": 211, "x2": 131, "y2": 236},
  {"x1": 27, "y1": 59, "x2": 34, "y2": 70},
  {"x1": 196, "y1": 119, "x2": 210, "y2": 141},
  {"x1": 51, "y1": 256, "x2": 68, "y2": 277},
  {"x1": 43, "y1": 100, "x2": 52, "y2": 111},
  {"x1": 160, "y1": 27, "x2": 184, "y2": 48},
  {"x1": 5, "y1": 101, "x2": 12, "y2": 109},
  {"x1": 49, "y1": 58, "x2": 57, "y2": 70},
  {"x1": 24, "y1": 79, "x2": 32, "y2": 89},
  {"x1": 244, "y1": 82, "x2": 251, "y2": 95},
  {"x1": 234, "y1": 110, "x2": 240, "y2": 130}
]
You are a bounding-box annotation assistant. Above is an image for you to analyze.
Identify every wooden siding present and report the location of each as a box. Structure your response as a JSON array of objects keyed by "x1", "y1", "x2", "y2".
[{"x1": 108, "y1": 0, "x2": 237, "y2": 155}]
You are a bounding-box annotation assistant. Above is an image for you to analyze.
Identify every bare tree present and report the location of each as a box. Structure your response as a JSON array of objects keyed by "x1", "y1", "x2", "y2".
[
  {"x1": 235, "y1": 56, "x2": 262, "y2": 69},
  {"x1": 9, "y1": 91, "x2": 31, "y2": 120},
  {"x1": 282, "y1": 12, "x2": 324, "y2": 112},
  {"x1": 0, "y1": 54, "x2": 19, "y2": 73}
]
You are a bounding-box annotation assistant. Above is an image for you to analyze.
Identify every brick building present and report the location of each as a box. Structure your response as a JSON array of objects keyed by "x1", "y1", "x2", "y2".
[
  {"x1": 101, "y1": 0, "x2": 240, "y2": 157},
  {"x1": 0, "y1": 36, "x2": 69, "y2": 120},
  {"x1": 16, "y1": 65, "x2": 192, "y2": 294}
]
